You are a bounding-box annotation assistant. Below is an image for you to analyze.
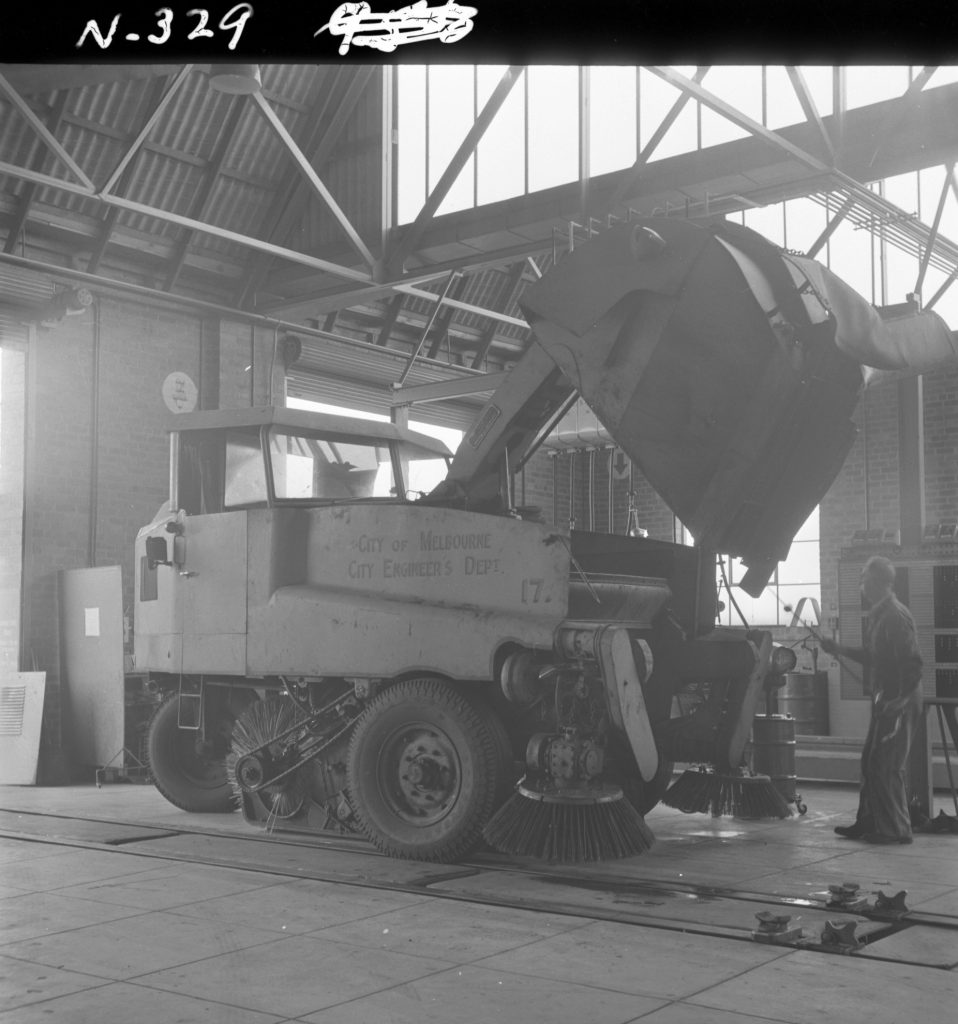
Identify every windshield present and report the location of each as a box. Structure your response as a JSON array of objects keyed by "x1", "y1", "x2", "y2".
[
  {"x1": 224, "y1": 429, "x2": 268, "y2": 507},
  {"x1": 406, "y1": 454, "x2": 450, "y2": 497},
  {"x1": 268, "y1": 429, "x2": 398, "y2": 501}
]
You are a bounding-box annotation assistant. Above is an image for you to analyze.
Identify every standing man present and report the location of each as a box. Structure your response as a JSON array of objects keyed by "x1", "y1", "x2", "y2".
[{"x1": 820, "y1": 555, "x2": 923, "y2": 844}]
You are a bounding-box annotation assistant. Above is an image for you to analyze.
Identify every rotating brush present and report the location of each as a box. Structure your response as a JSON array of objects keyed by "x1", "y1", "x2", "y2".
[
  {"x1": 227, "y1": 698, "x2": 308, "y2": 821},
  {"x1": 482, "y1": 780, "x2": 655, "y2": 862},
  {"x1": 708, "y1": 768, "x2": 792, "y2": 819},
  {"x1": 662, "y1": 766, "x2": 715, "y2": 815},
  {"x1": 663, "y1": 765, "x2": 791, "y2": 819}
]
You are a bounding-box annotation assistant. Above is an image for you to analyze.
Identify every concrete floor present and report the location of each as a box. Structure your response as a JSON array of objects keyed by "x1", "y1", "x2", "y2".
[{"x1": 1, "y1": 781, "x2": 957, "y2": 1023}]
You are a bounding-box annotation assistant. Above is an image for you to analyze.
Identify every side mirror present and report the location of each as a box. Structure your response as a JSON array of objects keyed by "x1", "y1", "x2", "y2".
[{"x1": 146, "y1": 536, "x2": 171, "y2": 569}]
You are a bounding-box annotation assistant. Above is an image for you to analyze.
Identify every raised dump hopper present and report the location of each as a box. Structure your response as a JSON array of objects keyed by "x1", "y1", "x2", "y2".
[{"x1": 448, "y1": 217, "x2": 956, "y2": 595}]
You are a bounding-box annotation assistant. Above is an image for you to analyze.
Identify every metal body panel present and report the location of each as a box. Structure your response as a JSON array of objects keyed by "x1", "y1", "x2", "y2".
[
  {"x1": 179, "y1": 635, "x2": 246, "y2": 676},
  {"x1": 133, "y1": 555, "x2": 178, "y2": 650},
  {"x1": 135, "y1": 632, "x2": 180, "y2": 671},
  {"x1": 248, "y1": 585, "x2": 561, "y2": 679},
  {"x1": 244, "y1": 504, "x2": 569, "y2": 679},
  {"x1": 179, "y1": 513, "x2": 247, "y2": 674},
  {"x1": 136, "y1": 501, "x2": 569, "y2": 681},
  {"x1": 180, "y1": 513, "x2": 248, "y2": 634},
  {"x1": 134, "y1": 511, "x2": 248, "y2": 676}
]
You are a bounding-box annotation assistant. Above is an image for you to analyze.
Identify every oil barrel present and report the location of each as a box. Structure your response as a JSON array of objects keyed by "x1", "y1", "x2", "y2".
[
  {"x1": 778, "y1": 671, "x2": 830, "y2": 736},
  {"x1": 750, "y1": 714, "x2": 797, "y2": 804}
]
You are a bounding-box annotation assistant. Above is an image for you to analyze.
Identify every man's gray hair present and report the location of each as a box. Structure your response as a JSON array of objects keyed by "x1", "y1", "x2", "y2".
[{"x1": 863, "y1": 555, "x2": 896, "y2": 585}]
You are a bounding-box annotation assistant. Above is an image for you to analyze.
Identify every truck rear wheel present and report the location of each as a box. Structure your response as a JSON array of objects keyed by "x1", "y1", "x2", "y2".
[
  {"x1": 346, "y1": 678, "x2": 510, "y2": 862},
  {"x1": 147, "y1": 693, "x2": 236, "y2": 813}
]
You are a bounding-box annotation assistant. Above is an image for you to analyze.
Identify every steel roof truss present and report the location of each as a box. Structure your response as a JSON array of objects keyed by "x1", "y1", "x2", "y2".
[
  {"x1": 0, "y1": 71, "x2": 95, "y2": 192},
  {"x1": 867, "y1": 67, "x2": 937, "y2": 170},
  {"x1": 250, "y1": 89, "x2": 378, "y2": 274},
  {"x1": 164, "y1": 94, "x2": 247, "y2": 291},
  {"x1": 237, "y1": 66, "x2": 377, "y2": 307},
  {"x1": 3, "y1": 90, "x2": 69, "y2": 255},
  {"x1": 389, "y1": 65, "x2": 526, "y2": 273},
  {"x1": 805, "y1": 196, "x2": 856, "y2": 258},
  {"x1": 926, "y1": 267, "x2": 958, "y2": 310},
  {"x1": 376, "y1": 293, "x2": 405, "y2": 346},
  {"x1": 393, "y1": 282, "x2": 528, "y2": 329},
  {"x1": 915, "y1": 162, "x2": 953, "y2": 297},
  {"x1": 396, "y1": 269, "x2": 461, "y2": 386},
  {"x1": 647, "y1": 66, "x2": 830, "y2": 175},
  {"x1": 471, "y1": 260, "x2": 528, "y2": 369},
  {"x1": 88, "y1": 74, "x2": 175, "y2": 275},
  {"x1": 98, "y1": 194, "x2": 373, "y2": 283},
  {"x1": 785, "y1": 67, "x2": 835, "y2": 164},
  {"x1": 98, "y1": 66, "x2": 193, "y2": 196},
  {"x1": 610, "y1": 66, "x2": 710, "y2": 211}
]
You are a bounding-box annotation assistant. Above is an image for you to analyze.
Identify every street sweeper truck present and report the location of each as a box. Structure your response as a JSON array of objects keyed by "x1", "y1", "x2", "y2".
[{"x1": 136, "y1": 216, "x2": 958, "y2": 862}]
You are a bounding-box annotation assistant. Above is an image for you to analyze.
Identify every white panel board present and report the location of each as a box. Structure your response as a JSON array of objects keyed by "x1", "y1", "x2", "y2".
[
  {"x1": 0, "y1": 672, "x2": 45, "y2": 784},
  {"x1": 58, "y1": 566, "x2": 125, "y2": 767}
]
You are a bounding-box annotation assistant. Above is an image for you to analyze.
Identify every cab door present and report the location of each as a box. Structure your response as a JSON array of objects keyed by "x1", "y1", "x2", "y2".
[{"x1": 178, "y1": 511, "x2": 248, "y2": 675}]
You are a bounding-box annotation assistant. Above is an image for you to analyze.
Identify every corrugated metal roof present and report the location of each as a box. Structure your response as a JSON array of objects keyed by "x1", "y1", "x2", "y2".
[
  {"x1": 0, "y1": 65, "x2": 381, "y2": 300},
  {"x1": 287, "y1": 330, "x2": 494, "y2": 432},
  {"x1": 0, "y1": 63, "x2": 546, "y2": 353}
]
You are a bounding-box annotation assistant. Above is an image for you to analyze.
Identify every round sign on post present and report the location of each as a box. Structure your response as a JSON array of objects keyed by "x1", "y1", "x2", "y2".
[{"x1": 162, "y1": 372, "x2": 198, "y2": 414}]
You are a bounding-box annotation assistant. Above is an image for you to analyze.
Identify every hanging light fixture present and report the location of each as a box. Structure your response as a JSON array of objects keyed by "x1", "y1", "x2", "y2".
[{"x1": 208, "y1": 64, "x2": 262, "y2": 95}]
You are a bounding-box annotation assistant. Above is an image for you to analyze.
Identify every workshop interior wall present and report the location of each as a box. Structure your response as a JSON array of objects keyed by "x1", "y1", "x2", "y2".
[
  {"x1": 0, "y1": 342, "x2": 26, "y2": 681},
  {"x1": 16, "y1": 297, "x2": 274, "y2": 780}
]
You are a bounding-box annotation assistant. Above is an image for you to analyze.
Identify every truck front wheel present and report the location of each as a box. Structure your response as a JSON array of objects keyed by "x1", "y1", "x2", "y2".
[
  {"x1": 346, "y1": 678, "x2": 510, "y2": 862},
  {"x1": 147, "y1": 693, "x2": 236, "y2": 813}
]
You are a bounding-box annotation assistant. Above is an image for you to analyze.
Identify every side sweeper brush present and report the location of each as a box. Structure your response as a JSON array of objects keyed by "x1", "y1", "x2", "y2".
[
  {"x1": 663, "y1": 765, "x2": 791, "y2": 819},
  {"x1": 662, "y1": 766, "x2": 716, "y2": 815},
  {"x1": 227, "y1": 699, "x2": 310, "y2": 825},
  {"x1": 483, "y1": 779, "x2": 655, "y2": 862},
  {"x1": 709, "y1": 768, "x2": 792, "y2": 819}
]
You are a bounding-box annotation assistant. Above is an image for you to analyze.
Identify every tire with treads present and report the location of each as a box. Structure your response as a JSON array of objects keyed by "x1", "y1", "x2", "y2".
[
  {"x1": 347, "y1": 678, "x2": 511, "y2": 862},
  {"x1": 147, "y1": 693, "x2": 235, "y2": 813}
]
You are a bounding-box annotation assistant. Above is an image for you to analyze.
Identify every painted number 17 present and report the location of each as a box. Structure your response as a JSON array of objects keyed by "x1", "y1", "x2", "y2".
[{"x1": 521, "y1": 578, "x2": 544, "y2": 604}]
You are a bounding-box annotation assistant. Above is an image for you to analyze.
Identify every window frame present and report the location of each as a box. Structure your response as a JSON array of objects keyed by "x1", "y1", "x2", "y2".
[
  {"x1": 176, "y1": 425, "x2": 433, "y2": 513},
  {"x1": 261, "y1": 425, "x2": 406, "y2": 507},
  {"x1": 717, "y1": 509, "x2": 821, "y2": 628}
]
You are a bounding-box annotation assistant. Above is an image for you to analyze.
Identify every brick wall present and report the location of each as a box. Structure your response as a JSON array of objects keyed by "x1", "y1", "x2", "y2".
[
  {"x1": 924, "y1": 366, "x2": 958, "y2": 525},
  {"x1": 13, "y1": 297, "x2": 280, "y2": 780},
  {"x1": 0, "y1": 342, "x2": 26, "y2": 678},
  {"x1": 819, "y1": 372, "x2": 958, "y2": 628},
  {"x1": 522, "y1": 446, "x2": 677, "y2": 540}
]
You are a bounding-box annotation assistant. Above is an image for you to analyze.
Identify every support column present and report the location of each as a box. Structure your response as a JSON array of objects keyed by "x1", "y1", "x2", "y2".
[
  {"x1": 198, "y1": 316, "x2": 220, "y2": 410},
  {"x1": 899, "y1": 374, "x2": 931, "y2": 816},
  {"x1": 898, "y1": 376, "x2": 925, "y2": 550}
]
